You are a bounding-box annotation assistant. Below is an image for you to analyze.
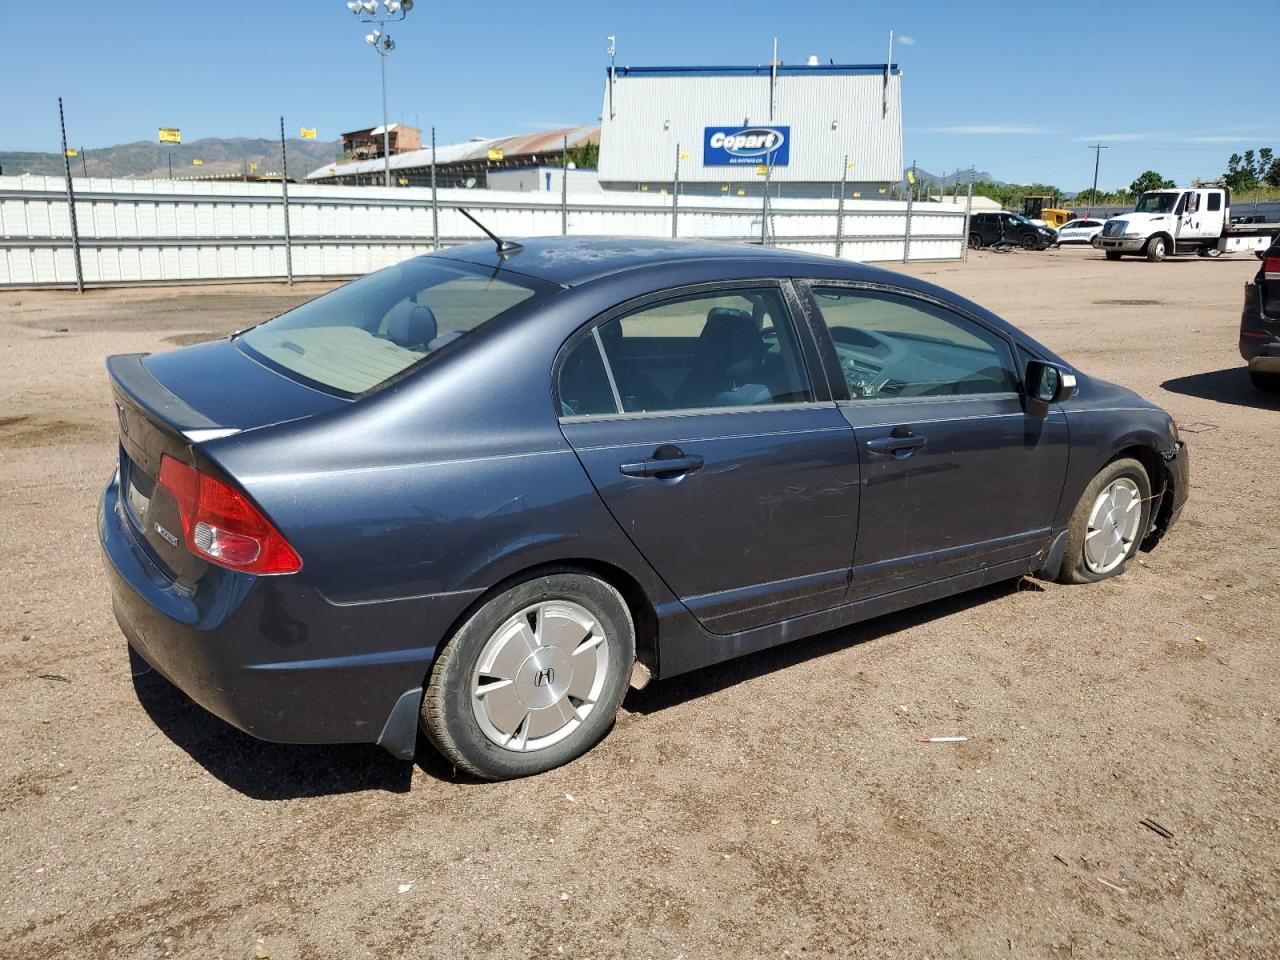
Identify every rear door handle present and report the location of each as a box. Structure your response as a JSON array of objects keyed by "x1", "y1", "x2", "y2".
[
  {"x1": 866, "y1": 434, "x2": 926, "y2": 458},
  {"x1": 619, "y1": 453, "x2": 705, "y2": 478}
]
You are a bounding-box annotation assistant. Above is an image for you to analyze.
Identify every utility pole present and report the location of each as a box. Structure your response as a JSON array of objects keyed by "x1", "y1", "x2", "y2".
[{"x1": 1087, "y1": 143, "x2": 1108, "y2": 219}]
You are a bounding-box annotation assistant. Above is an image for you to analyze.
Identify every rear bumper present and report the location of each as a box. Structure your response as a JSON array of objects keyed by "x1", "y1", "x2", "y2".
[
  {"x1": 1239, "y1": 281, "x2": 1280, "y2": 365},
  {"x1": 99, "y1": 471, "x2": 450, "y2": 759}
]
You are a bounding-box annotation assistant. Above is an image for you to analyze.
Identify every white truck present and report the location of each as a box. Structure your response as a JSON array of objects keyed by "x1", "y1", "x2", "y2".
[{"x1": 1097, "y1": 186, "x2": 1277, "y2": 262}]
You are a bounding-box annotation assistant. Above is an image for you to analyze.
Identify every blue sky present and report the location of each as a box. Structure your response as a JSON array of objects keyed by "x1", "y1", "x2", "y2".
[{"x1": 2, "y1": 0, "x2": 1276, "y2": 190}]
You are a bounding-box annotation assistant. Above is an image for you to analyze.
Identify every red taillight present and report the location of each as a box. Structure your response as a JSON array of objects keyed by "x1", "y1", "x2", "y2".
[
  {"x1": 157, "y1": 454, "x2": 302, "y2": 575},
  {"x1": 1265, "y1": 256, "x2": 1280, "y2": 281}
]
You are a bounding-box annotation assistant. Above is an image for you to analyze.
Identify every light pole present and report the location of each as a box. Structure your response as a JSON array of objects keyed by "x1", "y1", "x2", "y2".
[
  {"x1": 1087, "y1": 143, "x2": 1108, "y2": 219},
  {"x1": 345, "y1": 0, "x2": 413, "y2": 188}
]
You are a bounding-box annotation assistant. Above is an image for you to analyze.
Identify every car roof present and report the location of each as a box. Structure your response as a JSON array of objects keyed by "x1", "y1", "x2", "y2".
[{"x1": 435, "y1": 235, "x2": 871, "y2": 287}]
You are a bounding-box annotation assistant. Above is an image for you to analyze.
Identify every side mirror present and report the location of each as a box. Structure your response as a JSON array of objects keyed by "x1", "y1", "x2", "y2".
[{"x1": 1026, "y1": 360, "x2": 1077, "y2": 404}]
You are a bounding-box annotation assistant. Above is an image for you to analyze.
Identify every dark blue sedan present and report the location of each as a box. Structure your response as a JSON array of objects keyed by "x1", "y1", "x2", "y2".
[{"x1": 100, "y1": 236, "x2": 1189, "y2": 780}]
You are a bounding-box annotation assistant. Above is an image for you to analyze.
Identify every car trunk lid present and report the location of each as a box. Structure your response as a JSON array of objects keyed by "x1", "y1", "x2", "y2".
[{"x1": 107, "y1": 343, "x2": 346, "y2": 582}]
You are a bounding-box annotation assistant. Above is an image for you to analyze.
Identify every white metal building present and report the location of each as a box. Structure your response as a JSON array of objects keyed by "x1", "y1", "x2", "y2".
[{"x1": 598, "y1": 63, "x2": 903, "y2": 198}]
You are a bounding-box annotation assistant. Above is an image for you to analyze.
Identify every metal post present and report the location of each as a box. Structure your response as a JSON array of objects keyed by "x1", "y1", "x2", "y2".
[
  {"x1": 430, "y1": 125, "x2": 439, "y2": 251},
  {"x1": 380, "y1": 52, "x2": 391, "y2": 188},
  {"x1": 560, "y1": 135, "x2": 569, "y2": 236},
  {"x1": 167, "y1": 151, "x2": 173, "y2": 180},
  {"x1": 835, "y1": 155, "x2": 848, "y2": 259},
  {"x1": 280, "y1": 117, "x2": 293, "y2": 286},
  {"x1": 961, "y1": 178, "x2": 973, "y2": 263},
  {"x1": 761, "y1": 157, "x2": 773, "y2": 245},
  {"x1": 672, "y1": 142, "x2": 680, "y2": 238},
  {"x1": 58, "y1": 98, "x2": 84, "y2": 294},
  {"x1": 902, "y1": 190, "x2": 914, "y2": 263},
  {"x1": 1087, "y1": 143, "x2": 1107, "y2": 219},
  {"x1": 79, "y1": 148, "x2": 87, "y2": 179}
]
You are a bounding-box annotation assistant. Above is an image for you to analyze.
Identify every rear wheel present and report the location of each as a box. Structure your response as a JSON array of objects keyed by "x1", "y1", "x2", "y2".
[
  {"x1": 968, "y1": 232, "x2": 983, "y2": 249},
  {"x1": 421, "y1": 572, "x2": 635, "y2": 780},
  {"x1": 1250, "y1": 368, "x2": 1280, "y2": 393},
  {"x1": 1091, "y1": 236, "x2": 1102, "y2": 249},
  {"x1": 1057, "y1": 458, "x2": 1153, "y2": 585},
  {"x1": 1202, "y1": 246, "x2": 1222, "y2": 258},
  {"x1": 1146, "y1": 236, "x2": 1168, "y2": 262},
  {"x1": 1105, "y1": 250, "x2": 1122, "y2": 261}
]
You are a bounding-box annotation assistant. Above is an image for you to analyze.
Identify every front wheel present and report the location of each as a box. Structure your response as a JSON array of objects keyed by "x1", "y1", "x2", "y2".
[
  {"x1": 1020, "y1": 233, "x2": 1038, "y2": 250},
  {"x1": 1146, "y1": 236, "x2": 1168, "y2": 262},
  {"x1": 421, "y1": 572, "x2": 636, "y2": 780},
  {"x1": 1057, "y1": 458, "x2": 1153, "y2": 584}
]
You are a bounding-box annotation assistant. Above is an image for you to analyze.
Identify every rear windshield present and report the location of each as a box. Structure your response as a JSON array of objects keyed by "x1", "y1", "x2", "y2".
[{"x1": 237, "y1": 258, "x2": 544, "y2": 396}]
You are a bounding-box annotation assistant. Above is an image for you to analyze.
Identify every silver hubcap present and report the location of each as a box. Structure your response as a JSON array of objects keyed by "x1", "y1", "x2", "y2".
[
  {"x1": 471, "y1": 600, "x2": 608, "y2": 752},
  {"x1": 1083, "y1": 477, "x2": 1142, "y2": 574}
]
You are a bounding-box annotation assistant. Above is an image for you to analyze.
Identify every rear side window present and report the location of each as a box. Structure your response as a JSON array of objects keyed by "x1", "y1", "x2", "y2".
[
  {"x1": 558, "y1": 287, "x2": 813, "y2": 415},
  {"x1": 237, "y1": 259, "x2": 543, "y2": 396},
  {"x1": 1207, "y1": 193, "x2": 1221, "y2": 212},
  {"x1": 810, "y1": 287, "x2": 1018, "y2": 399}
]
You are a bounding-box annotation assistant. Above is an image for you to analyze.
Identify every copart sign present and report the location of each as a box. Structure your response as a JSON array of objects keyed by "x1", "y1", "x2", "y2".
[{"x1": 703, "y1": 126, "x2": 790, "y2": 166}]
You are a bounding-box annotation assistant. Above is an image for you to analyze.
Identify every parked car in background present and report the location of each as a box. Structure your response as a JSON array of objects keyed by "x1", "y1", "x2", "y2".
[
  {"x1": 1241, "y1": 234, "x2": 1280, "y2": 392},
  {"x1": 1054, "y1": 219, "x2": 1106, "y2": 246},
  {"x1": 968, "y1": 211, "x2": 1057, "y2": 250},
  {"x1": 100, "y1": 236, "x2": 1188, "y2": 780}
]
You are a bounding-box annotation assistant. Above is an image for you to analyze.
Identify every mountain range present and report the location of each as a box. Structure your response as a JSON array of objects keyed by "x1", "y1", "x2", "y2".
[{"x1": 0, "y1": 137, "x2": 341, "y2": 180}]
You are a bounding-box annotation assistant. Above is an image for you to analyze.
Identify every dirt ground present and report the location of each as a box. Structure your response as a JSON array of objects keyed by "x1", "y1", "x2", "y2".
[{"x1": 1, "y1": 245, "x2": 1278, "y2": 960}]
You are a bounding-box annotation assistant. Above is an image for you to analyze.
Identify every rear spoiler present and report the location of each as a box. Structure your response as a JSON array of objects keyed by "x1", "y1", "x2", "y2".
[{"x1": 107, "y1": 354, "x2": 240, "y2": 442}]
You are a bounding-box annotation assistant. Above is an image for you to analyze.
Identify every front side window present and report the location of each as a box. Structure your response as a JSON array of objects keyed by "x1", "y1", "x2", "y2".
[
  {"x1": 809, "y1": 287, "x2": 1019, "y2": 399},
  {"x1": 557, "y1": 287, "x2": 813, "y2": 416},
  {"x1": 238, "y1": 258, "x2": 544, "y2": 396}
]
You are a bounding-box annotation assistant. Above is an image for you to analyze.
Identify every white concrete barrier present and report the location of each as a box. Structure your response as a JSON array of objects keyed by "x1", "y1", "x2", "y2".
[{"x1": 0, "y1": 175, "x2": 968, "y2": 288}]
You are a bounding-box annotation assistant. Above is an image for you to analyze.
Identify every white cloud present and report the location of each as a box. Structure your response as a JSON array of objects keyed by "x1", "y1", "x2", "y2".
[
  {"x1": 913, "y1": 125, "x2": 1047, "y2": 135},
  {"x1": 897, "y1": 35, "x2": 916, "y2": 45},
  {"x1": 1075, "y1": 131, "x2": 1277, "y2": 144}
]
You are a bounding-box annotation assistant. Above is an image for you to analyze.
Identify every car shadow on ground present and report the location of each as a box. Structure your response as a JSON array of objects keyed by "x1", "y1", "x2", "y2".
[
  {"x1": 133, "y1": 578, "x2": 1038, "y2": 796},
  {"x1": 624, "y1": 578, "x2": 1036, "y2": 715},
  {"x1": 131, "y1": 662, "x2": 416, "y2": 798},
  {"x1": 1161, "y1": 367, "x2": 1280, "y2": 411}
]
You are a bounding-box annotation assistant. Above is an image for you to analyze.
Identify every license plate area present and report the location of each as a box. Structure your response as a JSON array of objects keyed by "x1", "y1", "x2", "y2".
[{"x1": 122, "y1": 452, "x2": 155, "y2": 531}]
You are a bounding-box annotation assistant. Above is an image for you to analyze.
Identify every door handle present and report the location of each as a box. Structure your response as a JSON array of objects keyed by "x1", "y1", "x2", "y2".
[
  {"x1": 619, "y1": 453, "x2": 705, "y2": 478},
  {"x1": 866, "y1": 434, "x2": 926, "y2": 458}
]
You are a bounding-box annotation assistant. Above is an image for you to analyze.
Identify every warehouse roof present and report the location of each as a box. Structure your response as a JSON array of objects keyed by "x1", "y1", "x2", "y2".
[
  {"x1": 306, "y1": 125, "x2": 599, "y2": 180},
  {"x1": 609, "y1": 63, "x2": 900, "y2": 77}
]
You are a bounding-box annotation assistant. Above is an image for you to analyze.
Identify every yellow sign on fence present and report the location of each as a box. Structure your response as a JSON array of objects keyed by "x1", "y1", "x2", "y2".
[
  {"x1": 158, "y1": 128, "x2": 181, "y2": 144},
  {"x1": 249, "y1": 162, "x2": 259, "y2": 172},
  {"x1": 64, "y1": 149, "x2": 78, "y2": 158},
  {"x1": 487, "y1": 148, "x2": 504, "y2": 161},
  {"x1": 906, "y1": 169, "x2": 916, "y2": 185},
  {"x1": 300, "y1": 128, "x2": 317, "y2": 140},
  {"x1": 192, "y1": 158, "x2": 204, "y2": 166}
]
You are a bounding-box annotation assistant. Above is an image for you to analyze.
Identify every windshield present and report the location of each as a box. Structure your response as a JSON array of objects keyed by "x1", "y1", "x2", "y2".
[
  {"x1": 237, "y1": 258, "x2": 545, "y2": 396},
  {"x1": 1134, "y1": 192, "x2": 1179, "y2": 214}
]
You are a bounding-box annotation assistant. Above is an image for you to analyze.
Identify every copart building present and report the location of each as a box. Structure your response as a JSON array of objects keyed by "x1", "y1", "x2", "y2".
[{"x1": 597, "y1": 61, "x2": 903, "y2": 198}]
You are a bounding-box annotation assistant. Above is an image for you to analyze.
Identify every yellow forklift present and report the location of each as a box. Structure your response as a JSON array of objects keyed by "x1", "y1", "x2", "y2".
[{"x1": 1022, "y1": 195, "x2": 1072, "y2": 228}]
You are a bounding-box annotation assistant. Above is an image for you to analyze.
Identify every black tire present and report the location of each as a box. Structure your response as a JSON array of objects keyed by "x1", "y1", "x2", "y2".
[
  {"x1": 1146, "y1": 236, "x2": 1168, "y2": 262},
  {"x1": 421, "y1": 572, "x2": 635, "y2": 780},
  {"x1": 1105, "y1": 250, "x2": 1122, "y2": 261},
  {"x1": 968, "y1": 232, "x2": 983, "y2": 250},
  {"x1": 1091, "y1": 236, "x2": 1102, "y2": 249},
  {"x1": 1249, "y1": 368, "x2": 1280, "y2": 393},
  {"x1": 1020, "y1": 233, "x2": 1038, "y2": 250},
  {"x1": 1057, "y1": 458, "x2": 1153, "y2": 585}
]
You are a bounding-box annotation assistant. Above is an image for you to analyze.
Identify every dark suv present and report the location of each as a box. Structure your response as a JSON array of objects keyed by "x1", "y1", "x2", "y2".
[
  {"x1": 968, "y1": 211, "x2": 1056, "y2": 251},
  {"x1": 1241, "y1": 235, "x2": 1280, "y2": 392}
]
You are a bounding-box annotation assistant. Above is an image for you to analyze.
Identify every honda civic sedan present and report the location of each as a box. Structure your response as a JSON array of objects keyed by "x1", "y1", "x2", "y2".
[{"x1": 100, "y1": 236, "x2": 1189, "y2": 780}]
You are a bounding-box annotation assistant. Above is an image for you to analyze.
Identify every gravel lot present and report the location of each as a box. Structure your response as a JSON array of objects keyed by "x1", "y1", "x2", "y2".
[{"x1": 2, "y1": 245, "x2": 1277, "y2": 960}]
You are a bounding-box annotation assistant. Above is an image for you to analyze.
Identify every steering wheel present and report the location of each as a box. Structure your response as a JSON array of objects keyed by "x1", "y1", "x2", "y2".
[{"x1": 832, "y1": 329, "x2": 909, "y2": 397}]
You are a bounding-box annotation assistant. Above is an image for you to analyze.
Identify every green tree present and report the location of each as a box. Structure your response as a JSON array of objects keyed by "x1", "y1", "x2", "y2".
[
  {"x1": 1129, "y1": 170, "x2": 1177, "y2": 195},
  {"x1": 553, "y1": 143, "x2": 599, "y2": 169}
]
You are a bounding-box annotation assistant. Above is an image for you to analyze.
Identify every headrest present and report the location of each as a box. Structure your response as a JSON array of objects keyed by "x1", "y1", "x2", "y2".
[{"x1": 384, "y1": 301, "x2": 438, "y2": 350}]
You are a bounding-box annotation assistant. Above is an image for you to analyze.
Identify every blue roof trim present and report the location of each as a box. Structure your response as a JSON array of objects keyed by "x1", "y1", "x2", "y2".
[{"x1": 611, "y1": 64, "x2": 900, "y2": 77}]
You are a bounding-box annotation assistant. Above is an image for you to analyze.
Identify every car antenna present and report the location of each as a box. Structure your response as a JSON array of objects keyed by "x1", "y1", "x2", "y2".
[{"x1": 456, "y1": 208, "x2": 523, "y2": 256}]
